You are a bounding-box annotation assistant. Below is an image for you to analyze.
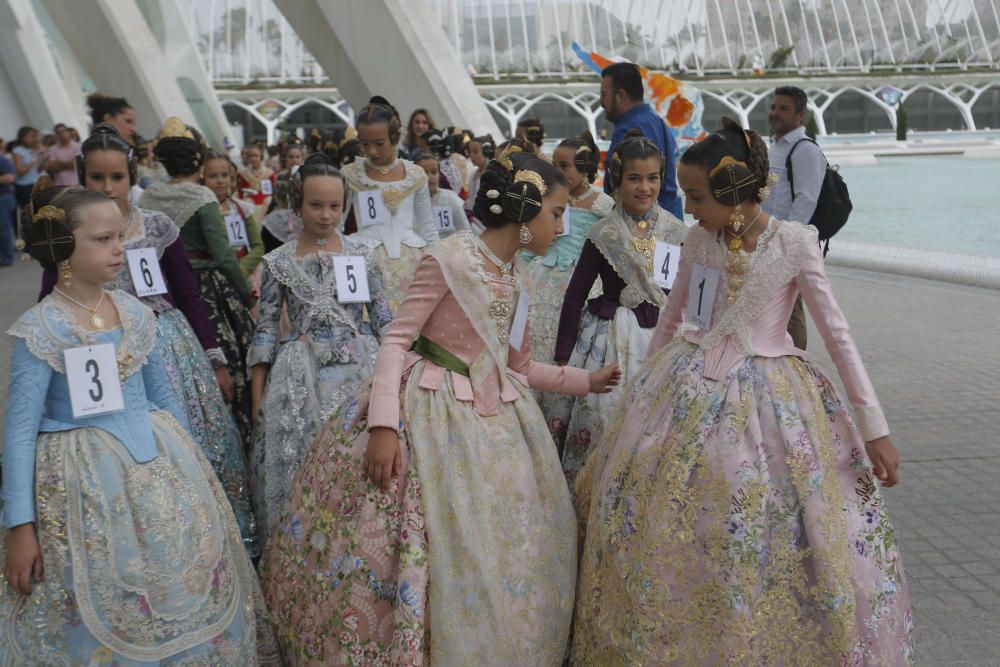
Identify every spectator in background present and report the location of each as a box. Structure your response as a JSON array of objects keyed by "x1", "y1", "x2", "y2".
[
  {"x1": 0, "y1": 140, "x2": 15, "y2": 265},
  {"x1": 599, "y1": 62, "x2": 682, "y2": 218},
  {"x1": 761, "y1": 85, "x2": 826, "y2": 350},
  {"x1": 46, "y1": 123, "x2": 81, "y2": 186},
  {"x1": 87, "y1": 92, "x2": 137, "y2": 144},
  {"x1": 12, "y1": 126, "x2": 45, "y2": 212}
]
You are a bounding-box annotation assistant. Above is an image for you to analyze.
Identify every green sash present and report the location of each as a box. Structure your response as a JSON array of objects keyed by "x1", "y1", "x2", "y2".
[{"x1": 410, "y1": 335, "x2": 471, "y2": 377}]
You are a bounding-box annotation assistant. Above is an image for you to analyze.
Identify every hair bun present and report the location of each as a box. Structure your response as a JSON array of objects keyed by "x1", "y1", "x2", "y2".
[
  {"x1": 623, "y1": 128, "x2": 646, "y2": 140},
  {"x1": 30, "y1": 174, "x2": 56, "y2": 209},
  {"x1": 303, "y1": 152, "x2": 331, "y2": 167},
  {"x1": 473, "y1": 160, "x2": 515, "y2": 227}
]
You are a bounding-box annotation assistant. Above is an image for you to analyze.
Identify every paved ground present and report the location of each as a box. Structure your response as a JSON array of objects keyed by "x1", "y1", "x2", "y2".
[{"x1": 1, "y1": 257, "x2": 999, "y2": 664}]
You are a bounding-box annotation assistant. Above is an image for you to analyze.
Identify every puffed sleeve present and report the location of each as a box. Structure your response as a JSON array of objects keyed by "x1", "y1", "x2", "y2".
[
  {"x1": 508, "y1": 307, "x2": 590, "y2": 396},
  {"x1": 364, "y1": 251, "x2": 394, "y2": 339},
  {"x1": 412, "y1": 182, "x2": 440, "y2": 244},
  {"x1": 795, "y1": 240, "x2": 888, "y2": 441},
  {"x1": 160, "y1": 236, "x2": 223, "y2": 363},
  {"x1": 367, "y1": 256, "x2": 448, "y2": 431},
  {"x1": 248, "y1": 260, "x2": 281, "y2": 367},
  {"x1": 2, "y1": 339, "x2": 52, "y2": 527},
  {"x1": 142, "y1": 340, "x2": 191, "y2": 432}
]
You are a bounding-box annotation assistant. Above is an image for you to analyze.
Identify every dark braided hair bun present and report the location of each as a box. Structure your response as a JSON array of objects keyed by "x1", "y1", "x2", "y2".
[
  {"x1": 680, "y1": 116, "x2": 770, "y2": 204},
  {"x1": 288, "y1": 152, "x2": 343, "y2": 210},
  {"x1": 153, "y1": 119, "x2": 207, "y2": 177},
  {"x1": 473, "y1": 152, "x2": 566, "y2": 229},
  {"x1": 556, "y1": 130, "x2": 600, "y2": 183},
  {"x1": 24, "y1": 178, "x2": 111, "y2": 267}
]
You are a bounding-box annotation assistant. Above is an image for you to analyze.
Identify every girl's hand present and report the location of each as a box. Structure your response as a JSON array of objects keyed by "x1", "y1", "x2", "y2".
[
  {"x1": 589, "y1": 364, "x2": 622, "y2": 394},
  {"x1": 866, "y1": 436, "x2": 900, "y2": 487},
  {"x1": 364, "y1": 427, "x2": 401, "y2": 491},
  {"x1": 214, "y1": 366, "x2": 234, "y2": 404},
  {"x1": 5, "y1": 523, "x2": 43, "y2": 595}
]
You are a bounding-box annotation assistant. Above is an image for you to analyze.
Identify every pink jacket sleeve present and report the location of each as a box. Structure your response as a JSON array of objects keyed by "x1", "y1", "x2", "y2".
[
  {"x1": 508, "y1": 315, "x2": 590, "y2": 396},
  {"x1": 648, "y1": 248, "x2": 693, "y2": 353},
  {"x1": 795, "y1": 241, "x2": 889, "y2": 441},
  {"x1": 367, "y1": 256, "x2": 448, "y2": 431}
]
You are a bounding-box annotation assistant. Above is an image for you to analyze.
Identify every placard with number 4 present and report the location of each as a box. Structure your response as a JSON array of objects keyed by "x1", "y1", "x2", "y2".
[
  {"x1": 333, "y1": 255, "x2": 371, "y2": 303},
  {"x1": 64, "y1": 343, "x2": 125, "y2": 418},
  {"x1": 126, "y1": 247, "x2": 168, "y2": 297},
  {"x1": 653, "y1": 241, "x2": 681, "y2": 290},
  {"x1": 356, "y1": 191, "x2": 390, "y2": 227}
]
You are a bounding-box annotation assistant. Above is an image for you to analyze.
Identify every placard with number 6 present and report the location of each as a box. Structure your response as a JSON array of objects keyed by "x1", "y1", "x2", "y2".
[
  {"x1": 333, "y1": 255, "x2": 371, "y2": 303},
  {"x1": 64, "y1": 343, "x2": 125, "y2": 418},
  {"x1": 126, "y1": 247, "x2": 168, "y2": 297},
  {"x1": 653, "y1": 241, "x2": 682, "y2": 290},
  {"x1": 685, "y1": 263, "x2": 720, "y2": 331},
  {"x1": 356, "y1": 191, "x2": 390, "y2": 227}
]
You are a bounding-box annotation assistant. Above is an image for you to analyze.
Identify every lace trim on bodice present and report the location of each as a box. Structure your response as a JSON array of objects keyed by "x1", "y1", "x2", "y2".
[
  {"x1": 7, "y1": 290, "x2": 158, "y2": 376},
  {"x1": 138, "y1": 182, "x2": 217, "y2": 228},
  {"x1": 342, "y1": 160, "x2": 429, "y2": 214},
  {"x1": 588, "y1": 207, "x2": 687, "y2": 309},
  {"x1": 261, "y1": 238, "x2": 362, "y2": 332},
  {"x1": 426, "y1": 232, "x2": 516, "y2": 391},
  {"x1": 680, "y1": 220, "x2": 816, "y2": 355}
]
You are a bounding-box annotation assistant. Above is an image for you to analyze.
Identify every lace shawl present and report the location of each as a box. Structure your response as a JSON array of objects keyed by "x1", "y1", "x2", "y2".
[
  {"x1": 679, "y1": 220, "x2": 816, "y2": 355},
  {"x1": 7, "y1": 290, "x2": 158, "y2": 378},
  {"x1": 260, "y1": 237, "x2": 365, "y2": 333},
  {"x1": 425, "y1": 232, "x2": 516, "y2": 395},
  {"x1": 108, "y1": 208, "x2": 179, "y2": 313},
  {"x1": 261, "y1": 208, "x2": 302, "y2": 243},
  {"x1": 588, "y1": 206, "x2": 687, "y2": 309},
  {"x1": 342, "y1": 160, "x2": 429, "y2": 215},
  {"x1": 138, "y1": 181, "x2": 217, "y2": 228}
]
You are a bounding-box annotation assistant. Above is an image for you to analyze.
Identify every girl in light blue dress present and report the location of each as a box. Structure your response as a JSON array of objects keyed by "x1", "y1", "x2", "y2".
[{"x1": 1, "y1": 180, "x2": 278, "y2": 664}]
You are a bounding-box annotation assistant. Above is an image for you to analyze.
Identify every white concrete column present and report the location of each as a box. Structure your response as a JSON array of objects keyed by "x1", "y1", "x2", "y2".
[
  {"x1": 272, "y1": 0, "x2": 501, "y2": 137},
  {"x1": 0, "y1": 0, "x2": 84, "y2": 137},
  {"x1": 41, "y1": 0, "x2": 232, "y2": 147}
]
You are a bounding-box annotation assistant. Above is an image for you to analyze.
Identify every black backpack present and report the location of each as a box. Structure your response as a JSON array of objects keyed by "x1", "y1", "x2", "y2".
[{"x1": 786, "y1": 137, "x2": 852, "y2": 255}]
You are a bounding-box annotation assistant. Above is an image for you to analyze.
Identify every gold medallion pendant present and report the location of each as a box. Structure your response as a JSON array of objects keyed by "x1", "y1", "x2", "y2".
[{"x1": 90, "y1": 312, "x2": 105, "y2": 330}]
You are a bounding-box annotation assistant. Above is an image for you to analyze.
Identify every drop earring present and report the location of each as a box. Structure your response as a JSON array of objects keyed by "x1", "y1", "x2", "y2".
[
  {"x1": 518, "y1": 224, "x2": 533, "y2": 245},
  {"x1": 60, "y1": 260, "x2": 72, "y2": 288}
]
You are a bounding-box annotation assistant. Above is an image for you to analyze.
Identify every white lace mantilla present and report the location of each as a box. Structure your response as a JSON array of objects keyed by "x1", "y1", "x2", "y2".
[
  {"x1": 679, "y1": 220, "x2": 815, "y2": 355},
  {"x1": 138, "y1": 181, "x2": 218, "y2": 228},
  {"x1": 260, "y1": 237, "x2": 366, "y2": 333},
  {"x1": 7, "y1": 290, "x2": 157, "y2": 377}
]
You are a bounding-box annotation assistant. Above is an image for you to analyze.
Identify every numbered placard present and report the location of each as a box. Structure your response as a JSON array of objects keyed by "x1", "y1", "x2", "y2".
[
  {"x1": 355, "y1": 191, "x2": 390, "y2": 227},
  {"x1": 434, "y1": 205, "x2": 455, "y2": 232},
  {"x1": 508, "y1": 289, "x2": 530, "y2": 350},
  {"x1": 260, "y1": 178, "x2": 273, "y2": 196},
  {"x1": 64, "y1": 343, "x2": 125, "y2": 418},
  {"x1": 560, "y1": 206, "x2": 571, "y2": 237},
  {"x1": 225, "y1": 213, "x2": 249, "y2": 247},
  {"x1": 333, "y1": 255, "x2": 371, "y2": 303},
  {"x1": 126, "y1": 248, "x2": 168, "y2": 297},
  {"x1": 685, "y1": 263, "x2": 720, "y2": 331},
  {"x1": 653, "y1": 242, "x2": 682, "y2": 290}
]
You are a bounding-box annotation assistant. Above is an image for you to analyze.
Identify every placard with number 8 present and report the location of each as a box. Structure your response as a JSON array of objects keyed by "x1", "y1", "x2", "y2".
[{"x1": 356, "y1": 191, "x2": 389, "y2": 227}]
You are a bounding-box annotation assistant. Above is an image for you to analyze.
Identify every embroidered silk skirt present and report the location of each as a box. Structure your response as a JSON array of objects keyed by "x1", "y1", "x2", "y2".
[
  {"x1": 373, "y1": 245, "x2": 424, "y2": 313},
  {"x1": 261, "y1": 363, "x2": 576, "y2": 666},
  {"x1": 571, "y1": 340, "x2": 915, "y2": 665},
  {"x1": 0, "y1": 413, "x2": 281, "y2": 665}
]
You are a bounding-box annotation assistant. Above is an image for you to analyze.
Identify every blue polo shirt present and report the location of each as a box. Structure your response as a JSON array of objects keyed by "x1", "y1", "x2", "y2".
[{"x1": 604, "y1": 103, "x2": 682, "y2": 218}]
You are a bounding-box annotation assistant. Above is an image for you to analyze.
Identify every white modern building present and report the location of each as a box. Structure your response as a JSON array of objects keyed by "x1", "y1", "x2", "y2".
[{"x1": 3, "y1": 0, "x2": 999, "y2": 144}]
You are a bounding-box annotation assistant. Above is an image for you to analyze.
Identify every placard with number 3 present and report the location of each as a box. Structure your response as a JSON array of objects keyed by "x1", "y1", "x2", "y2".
[
  {"x1": 64, "y1": 343, "x2": 125, "y2": 418},
  {"x1": 333, "y1": 256, "x2": 371, "y2": 303},
  {"x1": 126, "y1": 247, "x2": 168, "y2": 297}
]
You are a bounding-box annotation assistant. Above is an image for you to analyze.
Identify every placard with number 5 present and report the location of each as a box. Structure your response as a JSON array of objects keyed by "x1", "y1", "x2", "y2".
[
  {"x1": 333, "y1": 255, "x2": 371, "y2": 303},
  {"x1": 653, "y1": 241, "x2": 681, "y2": 290},
  {"x1": 684, "y1": 263, "x2": 720, "y2": 331},
  {"x1": 356, "y1": 191, "x2": 389, "y2": 227},
  {"x1": 64, "y1": 343, "x2": 125, "y2": 418},
  {"x1": 126, "y1": 247, "x2": 168, "y2": 297}
]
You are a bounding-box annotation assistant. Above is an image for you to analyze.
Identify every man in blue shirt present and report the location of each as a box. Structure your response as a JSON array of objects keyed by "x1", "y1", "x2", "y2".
[
  {"x1": 0, "y1": 140, "x2": 16, "y2": 266},
  {"x1": 600, "y1": 62, "x2": 682, "y2": 218}
]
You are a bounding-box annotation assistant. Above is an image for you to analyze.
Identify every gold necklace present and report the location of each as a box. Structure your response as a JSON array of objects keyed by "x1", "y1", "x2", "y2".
[
  {"x1": 724, "y1": 208, "x2": 763, "y2": 252},
  {"x1": 473, "y1": 236, "x2": 515, "y2": 343},
  {"x1": 723, "y1": 211, "x2": 766, "y2": 304},
  {"x1": 626, "y1": 214, "x2": 656, "y2": 273},
  {"x1": 367, "y1": 158, "x2": 398, "y2": 176},
  {"x1": 568, "y1": 187, "x2": 592, "y2": 206},
  {"x1": 55, "y1": 288, "x2": 107, "y2": 329}
]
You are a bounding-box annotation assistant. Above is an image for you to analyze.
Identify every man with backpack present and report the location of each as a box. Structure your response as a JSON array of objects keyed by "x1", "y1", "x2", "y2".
[{"x1": 762, "y1": 85, "x2": 844, "y2": 350}]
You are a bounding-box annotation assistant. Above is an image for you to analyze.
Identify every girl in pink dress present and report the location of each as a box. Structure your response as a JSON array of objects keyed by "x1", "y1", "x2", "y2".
[
  {"x1": 260, "y1": 151, "x2": 621, "y2": 665},
  {"x1": 572, "y1": 118, "x2": 914, "y2": 665}
]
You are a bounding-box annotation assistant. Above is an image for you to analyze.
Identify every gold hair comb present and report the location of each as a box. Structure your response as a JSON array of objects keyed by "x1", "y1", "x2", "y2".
[
  {"x1": 496, "y1": 144, "x2": 523, "y2": 171},
  {"x1": 158, "y1": 117, "x2": 194, "y2": 140},
  {"x1": 32, "y1": 205, "x2": 67, "y2": 224},
  {"x1": 513, "y1": 169, "x2": 547, "y2": 195},
  {"x1": 709, "y1": 155, "x2": 749, "y2": 179}
]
